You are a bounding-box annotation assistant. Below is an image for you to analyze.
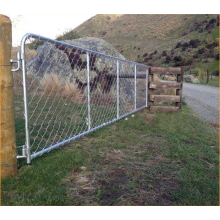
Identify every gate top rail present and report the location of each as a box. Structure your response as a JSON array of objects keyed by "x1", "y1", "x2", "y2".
[{"x1": 21, "y1": 33, "x2": 149, "y2": 68}]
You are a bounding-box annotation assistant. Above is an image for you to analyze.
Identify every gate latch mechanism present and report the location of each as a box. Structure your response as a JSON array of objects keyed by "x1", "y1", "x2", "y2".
[{"x1": 10, "y1": 52, "x2": 21, "y2": 72}]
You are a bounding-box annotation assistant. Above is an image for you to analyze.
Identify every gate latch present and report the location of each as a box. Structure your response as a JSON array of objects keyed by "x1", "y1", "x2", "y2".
[{"x1": 10, "y1": 52, "x2": 21, "y2": 72}]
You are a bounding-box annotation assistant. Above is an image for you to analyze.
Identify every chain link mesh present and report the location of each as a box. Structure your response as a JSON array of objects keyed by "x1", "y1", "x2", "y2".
[{"x1": 14, "y1": 34, "x2": 148, "y2": 161}]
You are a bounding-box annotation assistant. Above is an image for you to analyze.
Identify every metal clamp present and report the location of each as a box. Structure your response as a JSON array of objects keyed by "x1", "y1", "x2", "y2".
[
  {"x1": 10, "y1": 52, "x2": 21, "y2": 72},
  {"x1": 17, "y1": 145, "x2": 27, "y2": 159}
]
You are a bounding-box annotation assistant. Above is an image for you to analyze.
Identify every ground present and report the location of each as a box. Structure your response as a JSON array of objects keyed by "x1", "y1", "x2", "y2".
[
  {"x1": 183, "y1": 82, "x2": 219, "y2": 124},
  {"x1": 1, "y1": 105, "x2": 219, "y2": 206}
]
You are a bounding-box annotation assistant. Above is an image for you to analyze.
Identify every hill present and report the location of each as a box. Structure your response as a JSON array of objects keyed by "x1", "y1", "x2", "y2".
[{"x1": 59, "y1": 14, "x2": 219, "y2": 76}]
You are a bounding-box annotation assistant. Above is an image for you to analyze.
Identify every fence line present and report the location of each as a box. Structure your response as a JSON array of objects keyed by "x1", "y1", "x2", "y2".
[{"x1": 14, "y1": 33, "x2": 149, "y2": 163}]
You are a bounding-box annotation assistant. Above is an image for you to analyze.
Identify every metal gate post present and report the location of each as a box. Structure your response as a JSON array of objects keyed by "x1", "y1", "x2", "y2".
[
  {"x1": 117, "y1": 60, "x2": 119, "y2": 119},
  {"x1": 146, "y1": 68, "x2": 148, "y2": 107},
  {"x1": 86, "y1": 52, "x2": 91, "y2": 130},
  {"x1": 21, "y1": 37, "x2": 31, "y2": 164},
  {"x1": 134, "y1": 64, "x2": 137, "y2": 110}
]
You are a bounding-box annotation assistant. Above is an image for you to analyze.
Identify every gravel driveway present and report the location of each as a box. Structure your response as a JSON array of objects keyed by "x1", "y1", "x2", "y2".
[{"x1": 183, "y1": 83, "x2": 219, "y2": 124}]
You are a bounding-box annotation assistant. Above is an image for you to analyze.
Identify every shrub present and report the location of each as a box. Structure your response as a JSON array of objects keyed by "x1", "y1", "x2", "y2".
[
  {"x1": 144, "y1": 57, "x2": 149, "y2": 62},
  {"x1": 206, "y1": 41, "x2": 218, "y2": 49},
  {"x1": 193, "y1": 54, "x2": 199, "y2": 59},
  {"x1": 198, "y1": 48, "x2": 205, "y2": 54},
  {"x1": 165, "y1": 55, "x2": 171, "y2": 63},
  {"x1": 56, "y1": 30, "x2": 80, "y2": 41},
  {"x1": 176, "y1": 42, "x2": 182, "y2": 48},
  {"x1": 27, "y1": 40, "x2": 44, "y2": 50},
  {"x1": 149, "y1": 53, "x2": 154, "y2": 59},
  {"x1": 189, "y1": 39, "x2": 200, "y2": 48},
  {"x1": 138, "y1": 48, "x2": 140, "y2": 50},
  {"x1": 208, "y1": 49, "x2": 215, "y2": 58},
  {"x1": 183, "y1": 42, "x2": 189, "y2": 47},
  {"x1": 182, "y1": 32, "x2": 187, "y2": 36},
  {"x1": 154, "y1": 50, "x2": 158, "y2": 55},
  {"x1": 212, "y1": 69, "x2": 219, "y2": 76},
  {"x1": 209, "y1": 18, "x2": 216, "y2": 24},
  {"x1": 162, "y1": 51, "x2": 167, "y2": 56},
  {"x1": 174, "y1": 56, "x2": 182, "y2": 62},
  {"x1": 143, "y1": 53, "x2": 148, "y2": 57},
  {"x1": 215, "y1": 53, "x2": 219, "y2": 60}
]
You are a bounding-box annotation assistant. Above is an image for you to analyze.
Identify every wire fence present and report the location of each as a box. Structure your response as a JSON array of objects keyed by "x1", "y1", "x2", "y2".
[{"x1": 13, "y1": 33, "x2": 148, "y2": 163}]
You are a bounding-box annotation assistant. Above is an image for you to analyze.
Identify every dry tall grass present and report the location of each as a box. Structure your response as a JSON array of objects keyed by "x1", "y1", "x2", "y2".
[{"x1": 41, "y1": 74, "x2": 80, "y2": 102}]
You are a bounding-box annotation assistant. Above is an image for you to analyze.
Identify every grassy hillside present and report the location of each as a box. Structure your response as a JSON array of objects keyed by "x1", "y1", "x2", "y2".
[{"x1": 61, "y1": 14, "x2": 219, "y2": 76}]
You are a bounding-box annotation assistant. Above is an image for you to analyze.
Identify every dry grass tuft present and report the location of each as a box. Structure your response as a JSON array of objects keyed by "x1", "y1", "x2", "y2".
[{"x1": 41, "y1": 74, "x2": 80, "y2": 101}]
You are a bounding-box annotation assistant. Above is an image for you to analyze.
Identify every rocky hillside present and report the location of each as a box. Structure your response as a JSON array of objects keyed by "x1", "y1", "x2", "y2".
[{"x1": 59, "y1": 14, "x2": 219, "y2": 76}]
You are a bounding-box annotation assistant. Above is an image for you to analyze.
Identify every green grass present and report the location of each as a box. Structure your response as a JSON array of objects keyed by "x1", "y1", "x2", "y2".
[
  {"x1": 199, "y1": 77, "x2": 219, "y2": 87},
  {"x1": 1, "y1": 105, "x2": 219, "y2": 206}
]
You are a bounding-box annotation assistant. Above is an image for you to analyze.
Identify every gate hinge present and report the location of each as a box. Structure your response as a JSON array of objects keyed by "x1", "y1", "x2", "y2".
[
  {"x1": 17, "y1": 145, "x2": 27, "y2": 159},
  {"x1": 10, "y1": 52, "x2": 21, "y2": 72}
]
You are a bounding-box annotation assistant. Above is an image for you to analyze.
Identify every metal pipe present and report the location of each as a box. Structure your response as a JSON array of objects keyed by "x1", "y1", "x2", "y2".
[
  {"x1": 86, "y1": 52, "x2": 91, "y2": 130},
  {"x1": 21, "y1": 38, "x2": 31, "y2": 164},
  {"x1": 117, "y1": 60, "x2": 119, "y2": 119},
  {"x1": 31, "y1": 105, "x2": 147, "y2": 159},
  {"x1": 134, "y1": 64, "x2": 137, "y2": 110}
]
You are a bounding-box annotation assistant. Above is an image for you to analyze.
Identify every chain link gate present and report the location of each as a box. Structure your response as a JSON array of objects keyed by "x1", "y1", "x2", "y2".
[{"x1": 13, "y1": 33, "x2": 149, "y2": 164}]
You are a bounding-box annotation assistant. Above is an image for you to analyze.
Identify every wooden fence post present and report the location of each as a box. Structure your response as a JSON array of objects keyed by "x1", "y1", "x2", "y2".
[
  {"x1": 147, "y1": 67, "x2": 154, "y2": 109},
  {"x1": 206, "y1": 69, "x2": 210, "y2": 85},
  {"x1": 0, "y1": 15, "x2": 17, "y2": 177},
  {"x1": 176, "y1": 67, "x2": 183, "y2": 110}
]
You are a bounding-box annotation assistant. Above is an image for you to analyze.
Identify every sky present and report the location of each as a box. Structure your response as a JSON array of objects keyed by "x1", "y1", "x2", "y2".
[{"x1": 8, "y1": 14, "x2": 96, "y2": 46}]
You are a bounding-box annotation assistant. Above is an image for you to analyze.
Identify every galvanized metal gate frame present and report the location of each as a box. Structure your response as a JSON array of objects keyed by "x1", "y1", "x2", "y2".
[{"x1": 14, "y1": 33, "x2": 149, "y2": 164}]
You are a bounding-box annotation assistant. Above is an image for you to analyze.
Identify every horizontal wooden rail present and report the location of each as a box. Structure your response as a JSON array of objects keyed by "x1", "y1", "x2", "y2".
[
  {"x1": 150, "y1": 95, "x2": 180, "y2": 102},
  {"x1": 150, "y1": 106, "x2": 179, "y2": 112},
  {"x1": 149, "y1": 82, "x2": 181, "y2": 89},
  {"x1": 150, "y1": 67, "x2": 182, "y2": 75}
]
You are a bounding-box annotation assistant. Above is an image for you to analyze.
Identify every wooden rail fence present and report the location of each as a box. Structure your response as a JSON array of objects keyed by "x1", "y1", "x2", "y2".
[{"x1": 148, "y1": 67, "x2": 183, "y2": 112}]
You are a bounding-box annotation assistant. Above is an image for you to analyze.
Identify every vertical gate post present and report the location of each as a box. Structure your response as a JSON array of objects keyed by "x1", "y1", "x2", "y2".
[
  {"x1": 176, "y1": 67, "x2": 184, "y2": 110},
  {"x1": 148, "y1": 67, "x2": 154, "y2": 109},
  {"x1": 86, "y1": 52, "x2": 91, "y2": 130},
  {"x1": 146, "y1": 68, "x2": 148, "y2": 107},
  {"x1": 0, "y1": 15, "x2": 17, "y2": 177},
  {"x1": 206, "y1": 69, "x2": 210, "y2": 85},
  {"x1": 116, "y1": 60, "x2": 119, "y2": 119},
  {"x1": 21, "y1": 36, "x2": 31, "y2": 164},
  {"x1": 134, "y1": 64, "x2": 137, "y2": 110}
]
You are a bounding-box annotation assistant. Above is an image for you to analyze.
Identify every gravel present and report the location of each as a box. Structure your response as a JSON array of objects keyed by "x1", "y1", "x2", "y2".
[{"x1": 183, "y1": 83, "x2": 219, "y2": 124}]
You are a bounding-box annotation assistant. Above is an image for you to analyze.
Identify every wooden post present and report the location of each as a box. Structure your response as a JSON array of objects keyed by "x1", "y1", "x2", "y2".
[
  {"x1": 148, "y1": 67, "x2": 154, "y2": 110},
  {"x1": 206, "y1": 69, "x2": 210, "y2": 85},
  {"x1": 0, "y1": 15, "x2": 17, "y2": 177},
  {"x1": 176, "y1": 67, "x2": 183, "y2": 110}
]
